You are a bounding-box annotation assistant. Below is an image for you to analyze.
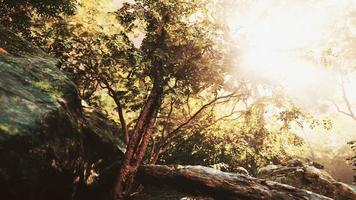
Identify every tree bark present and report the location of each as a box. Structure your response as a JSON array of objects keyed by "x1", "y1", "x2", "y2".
[
  {"x1": 149, "y1": 148, "x2": 161, "y2": 164},
  {"x1": 113, "y1": 97, "x2": 129, "y2": 144},
  {"x1": 137, "y1": 165, "x2": 332, "y2": 200},
  {"x1": 114, "y1": 79, "x2": 163, "y2": 199}
]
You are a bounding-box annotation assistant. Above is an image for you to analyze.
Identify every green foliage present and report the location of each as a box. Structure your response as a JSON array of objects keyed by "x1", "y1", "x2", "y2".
[
  {"x1": 0, "y1": 0, "x2": 78, "y2": 35},
  {"x1": 159, "y1": 96, "x2": 307, "y2": 175},
  {"x1": 26, "y1": 0, "x2": 227, "y2": 111},
  {"x1": 159, "y1": 121, "x2": 305, "y2": 175},
  {"x1": 114, "y1": 0, "x2": 226, "y2": 92},
  {"x1": 22, "y1": 0, "x2": 231, "y2": 144}
]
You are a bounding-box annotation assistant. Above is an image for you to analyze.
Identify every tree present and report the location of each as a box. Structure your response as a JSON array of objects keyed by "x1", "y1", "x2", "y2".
[
  {"x1": 1, "y1": 0, "x2": 230, "y2": 197},
  {"x1": 111, "y1": 0, "x2": 229, "y2": 198},
  {"x1": 158, "y1": 95, "x2": 308, "y2": 175},
  {"x1": 333, "y1": 75, "x2": 356, "y2": 183},
  {"x1": 3, "y1": 0, "x2": 331, "y2": 196},
  {"x1": 137, "y1": 165, "x2": 332, "y2": 200},
  {"x1": 15, "y1": 3, "x2": 234, "y2": 195},
  {"x1": 0, "y1": 0, "x2": 77, "y2": 36},
  {"x1": 148, "y1": 85, "x2": 249, "y2": 164}
]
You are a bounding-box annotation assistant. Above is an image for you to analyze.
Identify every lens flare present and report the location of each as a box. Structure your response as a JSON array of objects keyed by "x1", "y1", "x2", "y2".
[{"x1": 227, "y1": 0, "x2": 356, "y2": 99}]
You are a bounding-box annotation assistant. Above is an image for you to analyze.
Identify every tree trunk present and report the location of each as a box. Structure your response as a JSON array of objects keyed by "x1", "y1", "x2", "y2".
[
  {"x1": 149, "y1": 142, "x2": 163, "y2": 164},
  {"x1": 114, "y1": 80, "x2": 163, "y2": 199},
  {"x1": 149, "y1": 150, "x2": 160, "y2": 164},
  {"x1": 114, "y1": 97, "x2": 129, "y2": 144},
  {"x1": 106, "y1": 85, "x2": 129, "y2": 145},
  {"x1": 137, "y1": 165, "x2": 332, "y2": 200}
]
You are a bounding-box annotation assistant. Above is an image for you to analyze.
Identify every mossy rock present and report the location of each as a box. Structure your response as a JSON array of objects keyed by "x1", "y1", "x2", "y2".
[
  {"x1": 257, "y1": 159, "x2": 356, "y2": 200},
  {"x1": 0, "y1": 26, "x2": 124, "y2": 200}
]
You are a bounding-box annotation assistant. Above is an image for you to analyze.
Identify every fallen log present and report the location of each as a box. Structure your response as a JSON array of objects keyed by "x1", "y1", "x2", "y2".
[{"x1": 137, "y1": 165, "x2": 332, "y2": 200}]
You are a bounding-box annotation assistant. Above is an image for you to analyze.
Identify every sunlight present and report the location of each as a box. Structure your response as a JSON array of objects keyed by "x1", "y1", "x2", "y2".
[
  {"x1": 226, "y1": 0, "x2": 356, "y2": 156},
  {"x1": 227, "y1": 0, "x2": 344, "y2": 91},
  {"x1": 2, "y1": 0, "x2": 356, "y2": 196}
]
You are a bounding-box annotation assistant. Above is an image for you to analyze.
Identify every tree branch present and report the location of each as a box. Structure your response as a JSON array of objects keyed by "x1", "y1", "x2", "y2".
[
  {"x1": 340, "y1": 77, "x2": 356, "y2": 120},
  {"x1": 332, "y1": 75, "x2": 356, "y2": 121},
  {"x1": 160, "y1": 97, "x2": 175, "y2": 139},
  {"x1": 101, "y1": 79, "x2": 129, "y2": 144},
  {"x1": 152, "y1": 89, "x2": 247, "y2": 160}
]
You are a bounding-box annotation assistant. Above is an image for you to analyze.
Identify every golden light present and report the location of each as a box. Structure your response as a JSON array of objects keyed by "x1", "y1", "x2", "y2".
[
  {"x1": 224, "y1": 1, "x2": 356, "y2": 153},
  {"x1": 226, "y1": 0, "x2": 353, "y2": 94}
]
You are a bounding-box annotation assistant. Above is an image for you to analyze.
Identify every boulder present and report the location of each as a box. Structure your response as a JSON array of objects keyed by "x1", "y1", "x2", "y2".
[
  {"x1": 0, "y1": 26, "x2": 124, "y2": 200},
  {"x1": 257, "y1": 159, "x2": 356, "y2": 200},
  {"x1": 235, "y1": 166, "x2": 249, "y2": 176}
]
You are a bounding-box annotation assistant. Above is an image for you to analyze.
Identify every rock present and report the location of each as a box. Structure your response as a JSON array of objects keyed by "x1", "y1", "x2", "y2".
[
  {"x1": 283, "y1": 158, "x2": 304, "y2": 167},
  {"x1": 0, "y1": 25, "x2": 83, "y2": 200},
  {"x1": 82, "y1": 106, "x2": 126, "y2": 166},
  {"x1": 0, "y1": 26, "x2": 124, "y2": 200},
  {"x1": 257, "y1": 164, "x2": 279, "y2": 176},
  {"x1": 235, "y1": 166, "x2": 249, "y2": 176},
  {"x1": 350, "y1": 184, "x2": 356, "y2": 190},
  {"x1": 311, "y1": 161, "x2": 324, "y2": 169},
  {"x1": 257, "y1": 159, "x2": 356, "y2": 200}
]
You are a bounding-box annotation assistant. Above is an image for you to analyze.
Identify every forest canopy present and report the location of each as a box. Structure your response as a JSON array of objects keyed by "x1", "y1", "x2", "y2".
[{"x1": 0, "y1": 0, "x2": 355, "y2": 199}]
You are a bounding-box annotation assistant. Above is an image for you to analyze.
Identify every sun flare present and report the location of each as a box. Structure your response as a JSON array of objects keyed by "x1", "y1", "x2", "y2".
[{"x1": 226, "y1": 0, "x2": 354, "y2": 93}]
